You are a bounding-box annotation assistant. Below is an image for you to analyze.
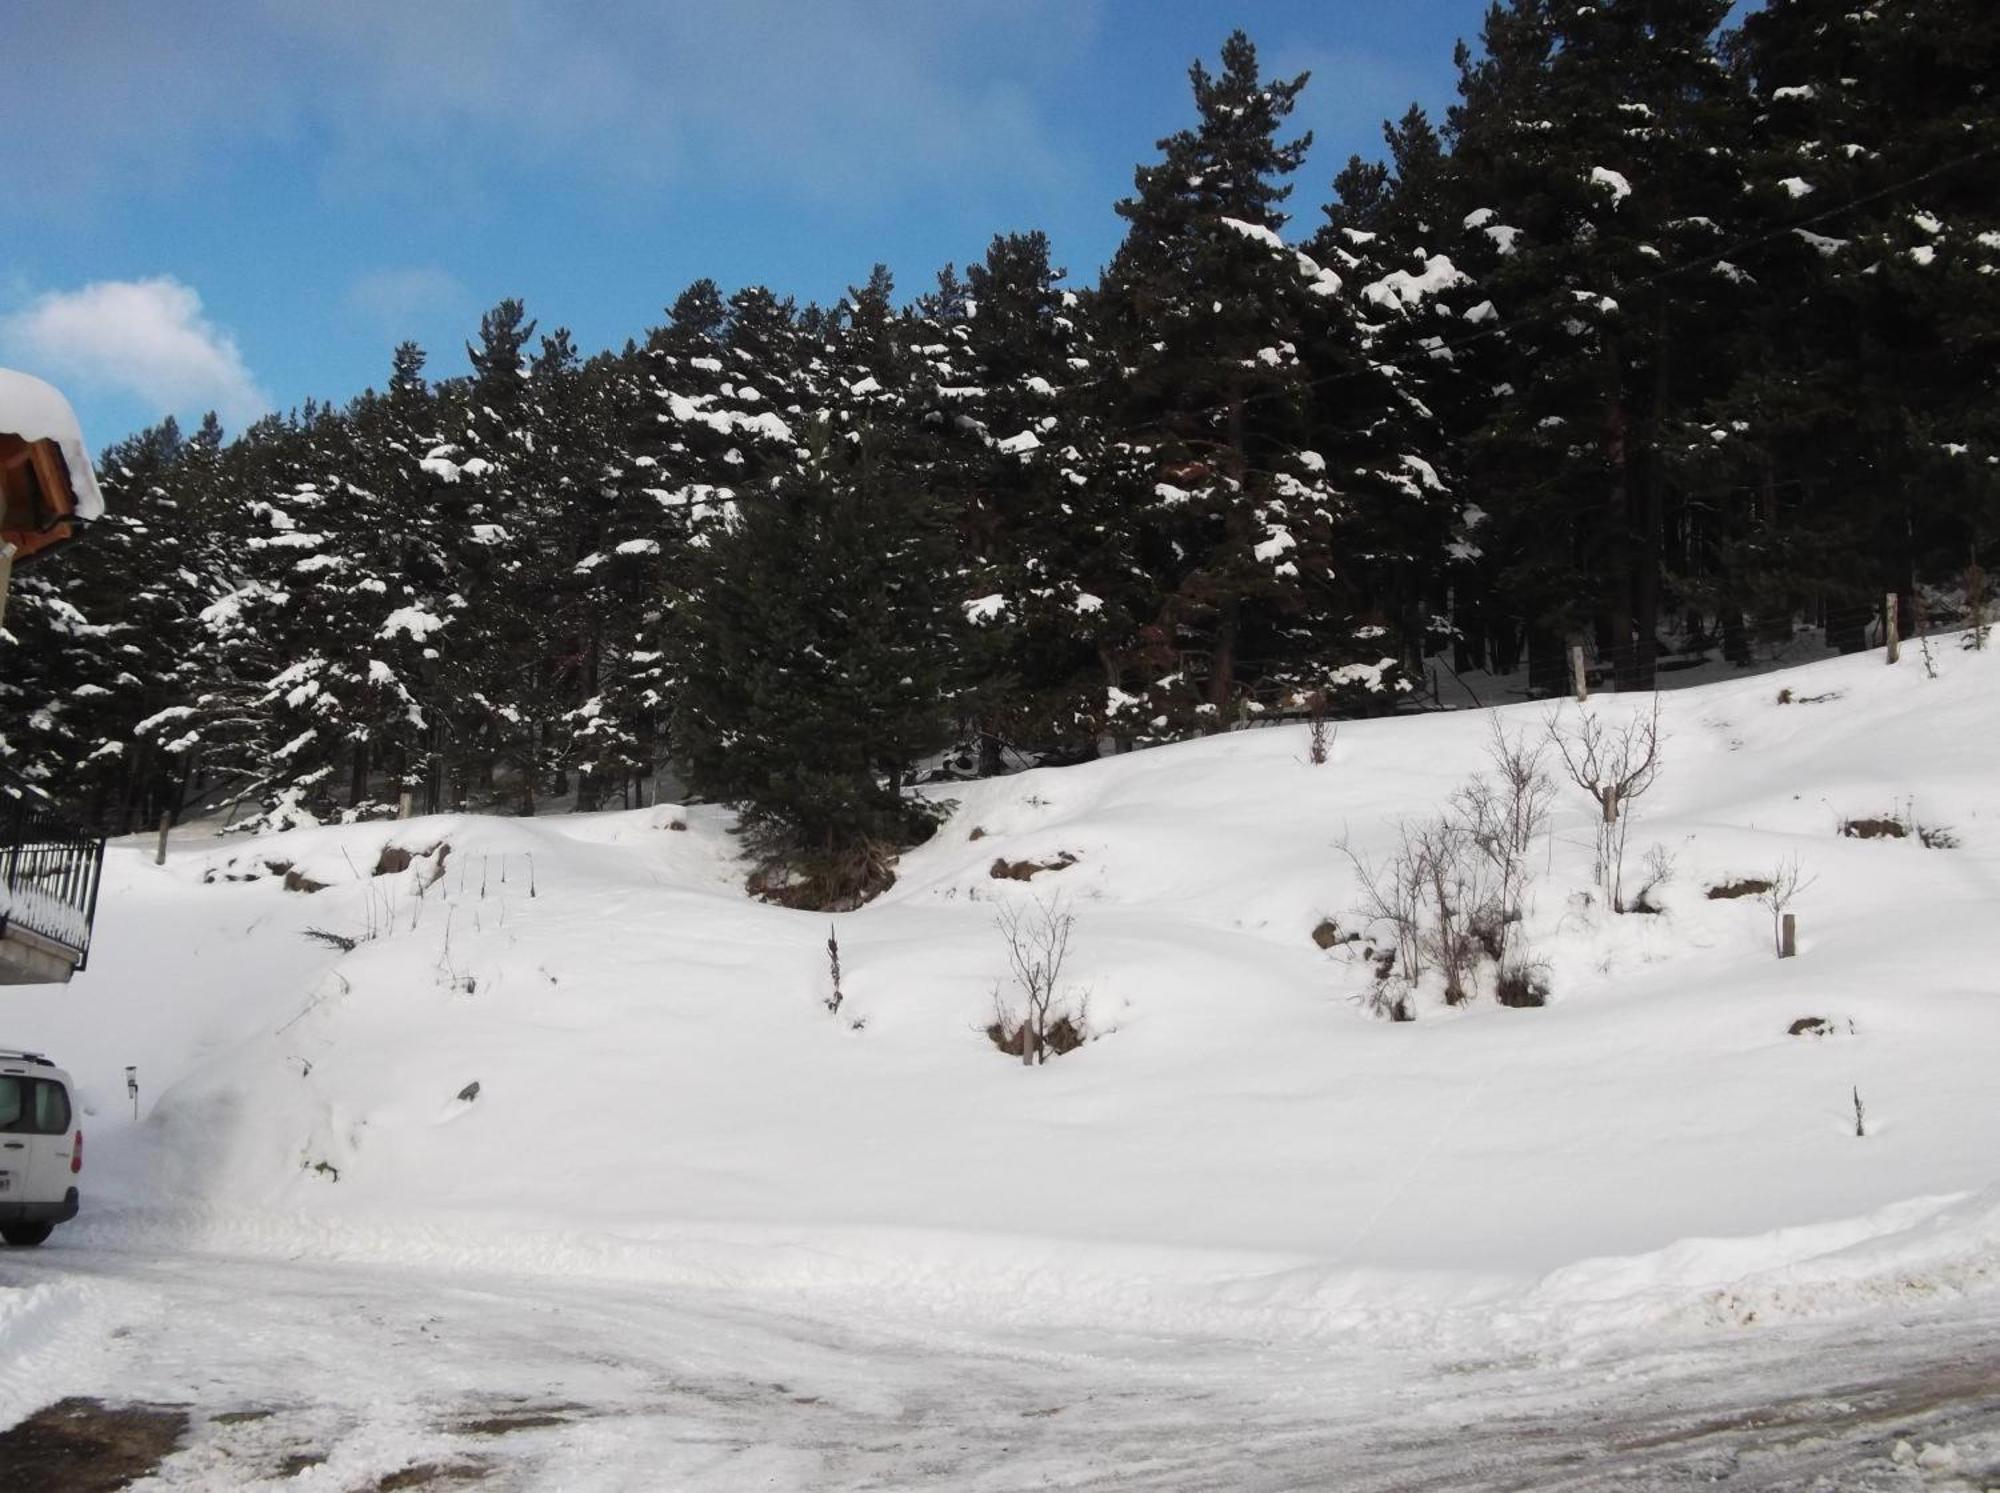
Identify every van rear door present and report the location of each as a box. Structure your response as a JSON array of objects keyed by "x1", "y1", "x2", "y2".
[
  {"x1": 25, "y1": 1078, "x2": 74, "y2": 1200},
  {"x1": 0, "y1": 1071, "x2": 73, "y2": 1202},
  {"x1": 0, "y1": 1073, "x2": 28, "y2": 1200}
]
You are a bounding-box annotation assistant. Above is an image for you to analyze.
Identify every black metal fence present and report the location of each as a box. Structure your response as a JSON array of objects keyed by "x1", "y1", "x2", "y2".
[{"x1": 1, "y1": 796, "x2": 107, "y2": 969}]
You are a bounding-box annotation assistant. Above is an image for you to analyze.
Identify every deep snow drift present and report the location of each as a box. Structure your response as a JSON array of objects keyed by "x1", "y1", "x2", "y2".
[{"x1": 6, "y1": 641, "x2": 2000, "y2": 1362}]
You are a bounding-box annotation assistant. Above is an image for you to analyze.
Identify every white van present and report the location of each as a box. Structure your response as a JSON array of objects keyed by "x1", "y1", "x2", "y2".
[{"x1": 0, "y1": 1050, "x2": 81, "y2": 1246}]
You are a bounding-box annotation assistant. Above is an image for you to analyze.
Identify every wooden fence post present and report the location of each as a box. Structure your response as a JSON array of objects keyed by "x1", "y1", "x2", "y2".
[
  {"x1": 1570, "y1": 644, "x2": 1589, "y2": 703},
  {"x1": 1779, "y1": 913, "x2": 1797, "y2": 960},
  {"x1": 154, "y1": 812, "x2": 172, "y2": 866},
  {"x1": 1885, "y1": 592, "x2": 1900, "y2": 665}
]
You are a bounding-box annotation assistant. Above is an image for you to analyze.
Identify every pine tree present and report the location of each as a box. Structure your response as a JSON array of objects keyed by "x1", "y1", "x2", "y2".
[
  {"x1": 1, "y1": 419, "x2": 206, "y2": 827},
  {"x1": 1714, "y1": 0, "x2": 2000, "y2": 643},
  {"x1": 935, "y1": 232, "x2": 1127, "y2": 765},
  {"x1": 1445, "y1": 0, "x2": 1748, "y2": 689},
  {"x1": 673, "y1": 415, "x2": 959, "y2": 899},
  {"x1": 674, "y1": 270, "x2": 961, "y2": 899},
  {"x1": 429, "y1": 298, "x2": 561, "y2": 812},
  {"x1": 1099, "y1": 31, "x2": 1416, "y2": 731}
]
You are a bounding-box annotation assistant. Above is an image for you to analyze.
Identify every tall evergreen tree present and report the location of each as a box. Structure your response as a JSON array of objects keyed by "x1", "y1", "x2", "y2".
[
  {"x1": 673, "y1": 415, "x2": 960, "y2": 895},
  {"x1": 1711, "y1": 0, "x2": 2000, "y2": 645},
  {"x1": 1099, "y1": 31, "x2": 1424, "y2": 730},
  {"x1": 1446, "y1": 0, "x2": 1748, "y2": 689}
]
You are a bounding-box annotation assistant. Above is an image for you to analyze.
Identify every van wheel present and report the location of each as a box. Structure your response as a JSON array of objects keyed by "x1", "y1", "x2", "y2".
[{"x1": 1, "y1": 1222, "x2": 53, "y2": 1247}]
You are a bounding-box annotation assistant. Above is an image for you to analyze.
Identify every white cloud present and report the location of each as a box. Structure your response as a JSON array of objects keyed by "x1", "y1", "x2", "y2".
[{"x1": 0, "y1": 278, "x2": 269, "y2": 428}]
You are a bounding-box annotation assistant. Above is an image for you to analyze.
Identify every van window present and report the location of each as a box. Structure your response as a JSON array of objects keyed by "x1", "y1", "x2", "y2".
[{"x1": 0, "y1": 1077, "x2": 70, "y2": 1135}]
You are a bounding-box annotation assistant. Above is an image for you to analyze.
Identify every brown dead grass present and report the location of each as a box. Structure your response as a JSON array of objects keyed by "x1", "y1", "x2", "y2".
[
  {"x1": 1706, "y1": 877, "x2": 1774, "y2": 900},
  {"x1": 748, "y1": 841, "x2": 899, "y2": 912},
  {"x1": 989, "y1": 851, "x2": 1078, "y2": 881},
  {"x1": 449, "y1": 1404, "x2": 580, "y2": 1437},
  {"x1": 1840, "y1": 816, "x2": 1908, "y2": 840},
  {"x1": 987, "y1": 1014, "x2": 1088, "y2": 1059}
]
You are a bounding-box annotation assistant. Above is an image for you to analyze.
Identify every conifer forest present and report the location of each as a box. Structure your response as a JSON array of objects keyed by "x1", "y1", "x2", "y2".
[{"x1": 5, "y1": 2, "x2": 1995, "y2": 888}]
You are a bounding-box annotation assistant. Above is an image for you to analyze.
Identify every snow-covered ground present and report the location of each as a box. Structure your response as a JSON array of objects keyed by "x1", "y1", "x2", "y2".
[
  {"x1": 5, "y1": 640, "x2": 2000, "y2": 1487},
  {"x1": 4, "y1": 1241, "x2": 1996, "y2": 1490}
]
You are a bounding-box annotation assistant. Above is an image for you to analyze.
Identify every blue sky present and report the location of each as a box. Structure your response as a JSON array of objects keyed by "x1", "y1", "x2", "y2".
[{"x1": 5, "y1": 1, "x2": 1502, "y2": 450}]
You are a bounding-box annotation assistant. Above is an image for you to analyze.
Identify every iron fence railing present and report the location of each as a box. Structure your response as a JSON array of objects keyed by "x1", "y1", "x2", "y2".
[{"x1": 0, "y1": 797, "x2": 106, "y2": 969}]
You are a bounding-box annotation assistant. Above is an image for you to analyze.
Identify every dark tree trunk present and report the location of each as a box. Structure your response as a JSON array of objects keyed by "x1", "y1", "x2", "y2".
[
  {"x1": 1526, "y1": 624, "x2": 1569, "y2": 697},
  {"x1": 1603, "y1": 343, "x2": 1641, "y2": 693},
  {"x1": 1208, "y1": 608, "x2": 1237, "y2": 721},
  {"x1": 1721, "y1": 607, "x2": 1751, "y2": 667},
  {"x1": 1099, "y1": 646, "x2": 1130, "y2": 754}
]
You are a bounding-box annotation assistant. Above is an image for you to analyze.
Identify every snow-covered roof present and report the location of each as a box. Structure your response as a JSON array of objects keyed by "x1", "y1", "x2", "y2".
[{"x1": 0, "y1": 368, "x2": 106, "y2": 522}]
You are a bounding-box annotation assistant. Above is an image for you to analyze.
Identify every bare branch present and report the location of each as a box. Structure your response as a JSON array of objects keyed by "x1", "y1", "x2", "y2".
[{"x1": 993, "y1": 893, "x2": 1082, "y2": 1064}]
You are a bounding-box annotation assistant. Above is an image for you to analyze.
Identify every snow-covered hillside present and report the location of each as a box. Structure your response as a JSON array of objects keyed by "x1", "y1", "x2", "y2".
[{"x1": 8, "y1": 642, "x2": 2000, "y2": 1360}]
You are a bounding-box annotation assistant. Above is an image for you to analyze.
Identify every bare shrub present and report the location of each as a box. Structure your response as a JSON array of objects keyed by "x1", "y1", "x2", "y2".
[
  {"x1": 1628, "y1": 844, "x2": 1676, "y2": 914},
  {"x1": 1547, "y1": 697, "x2": 1663, "y2": 912},
  {"x1": 991, "y1": 894, "x2": 1088, "y2": 1065},
  {"x1": 1757, "y1": 854, "x2": 1815, "y2": 957},
  {"x1": 1344, "y1": 815, "x2": 1495, "y2": 1011},
  {"x1": 1454, "y1": 720, "x2": 1554, "y2": 961},
  {"x1": 1341, "y1": 832, "x2": 1427, "y2": 1018},
  {"x1": 1410, "y1": 817, "x2": 1492, "y2": 1007},
  {"x1": 825, "y1": 924, "x2": 844, "y2": 1014},
  {"x1": 1306, "y1": 691, "x2": 1335, "y2": 766},
  {"x1": 1338, "y1": 722, "x2": 1559, "y2": 1019},
  {"x1": 1968, "y1": 553, "x2": 1989, "y2": 652},
  {"x1": 1371, "y1": 955, "x2": 1413, "y2": 1022},
  {"x1": 1495, "y1": 959, "x2": 1551, "y2": 1008}
]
